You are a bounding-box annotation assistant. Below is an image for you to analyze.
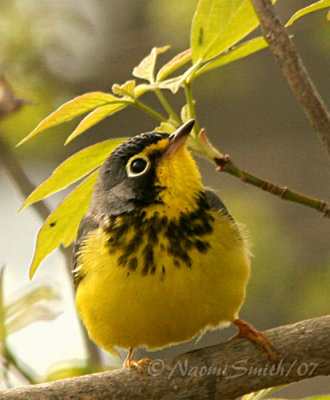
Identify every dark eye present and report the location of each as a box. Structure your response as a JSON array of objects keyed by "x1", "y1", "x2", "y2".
[
  {"x1": 131, "y1": 158, "x2": 147, "y2": 173},
  {"x1": 127, "y1": 156, "x2": 150, "y2": 177}
]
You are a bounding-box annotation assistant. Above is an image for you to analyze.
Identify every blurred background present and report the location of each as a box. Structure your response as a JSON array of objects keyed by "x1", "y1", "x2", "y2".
[{"x1": 0, "y1": 0, "x2": 329, "y2": 396}]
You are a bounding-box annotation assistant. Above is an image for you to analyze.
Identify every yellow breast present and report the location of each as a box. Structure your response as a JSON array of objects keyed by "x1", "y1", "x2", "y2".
[{"x1": 75, "y1": 207, "x2": 250, "y2": 354}]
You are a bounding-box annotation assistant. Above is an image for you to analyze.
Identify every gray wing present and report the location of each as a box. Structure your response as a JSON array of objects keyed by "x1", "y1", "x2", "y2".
[
  {"x1": 72, "y1": 214, "x2": 100, "y2": 288},
  {"x1": 205, "y1": 189, "x2": 233, "y2": 220}
]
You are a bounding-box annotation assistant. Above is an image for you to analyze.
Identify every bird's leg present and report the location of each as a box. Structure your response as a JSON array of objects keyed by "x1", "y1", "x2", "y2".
[
  {"x1": 123, "y1": 348, "x2": 151, "y2": 372},
  {"x1": 231, "y1": 319, "x2": 277, "y2": 360}
]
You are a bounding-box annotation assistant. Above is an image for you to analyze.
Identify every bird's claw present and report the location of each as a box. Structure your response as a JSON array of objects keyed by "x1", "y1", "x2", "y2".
[{"x1": 231, "y1": 319, "x2": 277, "y2": 361}]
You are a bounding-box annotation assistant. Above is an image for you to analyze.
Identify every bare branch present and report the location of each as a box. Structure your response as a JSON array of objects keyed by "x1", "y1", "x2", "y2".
[
  {"x1": 215, "y1": 155, "x2": 330, "y2": 218},
  {"x1": 1, "y1": 316, "x2": 329, "y2": 400},
  {"x1": 251, "y1": 0, "x2": 330, "y2": 154}
]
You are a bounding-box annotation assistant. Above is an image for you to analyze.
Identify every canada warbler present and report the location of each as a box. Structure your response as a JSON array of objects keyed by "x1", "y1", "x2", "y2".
[{"x1": 73, "y1": 120, "x2": 274, "y2": 369}]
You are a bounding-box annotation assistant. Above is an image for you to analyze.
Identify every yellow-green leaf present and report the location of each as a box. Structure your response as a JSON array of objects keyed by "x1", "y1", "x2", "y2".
[
  {"x1": 65, "y1": 101, "x2": 129, "y2": 145},
  {"x1": 6, "y1": 304, "x2": 60, "y2": 334},
  {"x1": 6, "y1": 286, "x2": 59, "y2": 317},
  {"x1": 266, "y1": 398, "x2": 330, "y2": 400},
  {"x1": 21, "y1": 138, "x2": 125, "y2": 211},
  {"x1": 156, "y1": 49, "x2": 192, "y2": 82},
  {"x1": 286, "y1": 0, "x2": 330, "y2": 27},
  {"x1": 112, "y1": 80, "x2": 136, "y2": 97},
  {"x1": 157, "y1": 60, "x2": 202, "y2": 94},
  {"x1": 6, "y1": 286, "x2": 60, "y2": 334},
  {"x1": 29, "y1": 172, "x2": 98, "y2": 279},
  {"x1": 196, "y1": 36, "x2": 268, "y2": 76},
  {"x1": 191, "y1": 0, "x2": 275, "y2": 63},
  {"x1": 44, "y1": 361, "x2": 94, "y2": 381},
  {"x1": 17, "y1": 92, "x2": 117, "y2": 146},
  {"x1": 133, "y1": 83, "x2": 155, "y2": 97},
  {"x1": 180, "y1": 104, "x2": 190, "y2": 122},
  {"x1": 133, "y1": 46, "x2": 170, "y2": 83},
  {"x1": 158, "y1": 76, "x2": 185, "y2": 94},
  {"x1": 242, "y1": 386, "x2": 286, "y2": 400},
  {"x1": 154, "y1": 121, "x2": 176, "y2": 133}
]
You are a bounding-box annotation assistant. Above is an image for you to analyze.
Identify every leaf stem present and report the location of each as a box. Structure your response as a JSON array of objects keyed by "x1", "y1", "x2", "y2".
[
  {"x1": 215, "y1": 156, "x2": 330, "y2": 217},
  {"x1": 155, "y1": 89, "x2": 181, "y2": 124},
  {"x1": 4, "y1": 346, "x2": 37, "y2": 384},
  {"x1": 132, "y1": 100, "x2": 168, "y2": 123},
  {"x1": 184, "y1": 83, "x2": 200, "y2": 136}
]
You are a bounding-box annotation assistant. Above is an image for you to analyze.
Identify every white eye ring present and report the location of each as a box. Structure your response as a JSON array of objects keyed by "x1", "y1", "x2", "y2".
[{"x1": 126, "y1": 155, "x2": 150, "y2": 177}]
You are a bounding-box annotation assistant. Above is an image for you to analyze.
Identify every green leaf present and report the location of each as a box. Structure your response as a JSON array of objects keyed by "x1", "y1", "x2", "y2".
[
  {"x1": 29, "y1": 172, "x2": 98, "y2": 279},
  {"x1": 286, "y1": 0, "x2": 330, "y2": 27},
  {"x1": 44, "y1": 361, "x2": 94, "y2": 381},
  {"x1": 133, "y1": 46, "x2": 170, "y2": 83},
  {"x1": 154, "y1": 121, "x2": 176, "y2": 133},
  {"x1": 17, "y1": 92, "x2": 118, "y2": 146},
  {"x1": 6, "y1": 304, "x2": 60, "y2": 334},
  {"x1": 191, "y1": 0, "x2": 275, "y2": 63},
  {"x1": 65, "y1": 101, "x2": 128, "y2": 144},
  {"x1": 266, "y1": 398, "x2": 330, "y2": 400},
  {"x1": 6, "y1": 286, "x2": 59, "y2": 316},
  {"x1": 180, "y1": 104, "x2": 190, "y2": 122},
  {"x1": 20, "y1": 138, "x2": 125, "y2": 211},
  {"x1": 242, "y1": 386, "x2": 286, "y2": 400},
  {"x1": 196, "y1": 36, "x2": 268, "y2": 76},
  {"x1": 134, "y1": 83, "x2": 156, "y2": 97},
  {"x1": 157, "y1": 76, "x2": 184, "y2": 93},
  {"x1": 112, "y1": 80, "x2": 136, "y2": 97},
  {"x1": 156, "y1": 49, "x2": 192, "y2": 81},
  {"x1": 6, "y1": 286, "x2": 60, "y2": 334},
  {"x1": 158, "y1": 61, "x2": 202, "y2": 93}
]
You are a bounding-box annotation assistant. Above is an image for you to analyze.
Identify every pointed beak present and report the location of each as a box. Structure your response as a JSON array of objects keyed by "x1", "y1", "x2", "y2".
[{"x1": 163, "y1": 119, "x2": 195, "y2": 158}]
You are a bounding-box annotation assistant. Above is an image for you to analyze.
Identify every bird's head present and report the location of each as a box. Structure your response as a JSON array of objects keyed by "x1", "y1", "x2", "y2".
[{"x1": 90, "y1": 120, "x2": 204, "y2": 217}]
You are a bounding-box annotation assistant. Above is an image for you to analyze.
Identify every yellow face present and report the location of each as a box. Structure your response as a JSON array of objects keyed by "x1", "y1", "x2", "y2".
[
  {"x1": 91, "y1": 126, "x2": 204, "y2": 219},
  {"x1": 134, "y1": 138, "x2": 204, "y2": 216}
]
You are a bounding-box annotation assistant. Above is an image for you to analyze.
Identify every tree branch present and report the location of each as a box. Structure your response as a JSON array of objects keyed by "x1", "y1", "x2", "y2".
[
  {"x1": 214, "y1": 155, "x2": 330, "y2": 218},
  {"x1": 251, "y1": 0, "x2": 330, "y2": 154},
  {"x1": 1, "y1": 316, "x2": 329, "y2": 400}
]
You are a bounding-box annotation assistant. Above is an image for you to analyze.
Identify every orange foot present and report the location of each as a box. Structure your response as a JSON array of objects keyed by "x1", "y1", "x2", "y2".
[
  {"x1": 232, "y1": 319, "x2": 277, "y2": 361},
  {"x1": 123, "y1": 348, "x2": 151, "y2": 373}
]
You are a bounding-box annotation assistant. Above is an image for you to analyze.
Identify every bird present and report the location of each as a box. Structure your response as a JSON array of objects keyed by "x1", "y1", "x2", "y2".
[{"x1": 73, "y1": 119, "x2": 275, "y2": 370}]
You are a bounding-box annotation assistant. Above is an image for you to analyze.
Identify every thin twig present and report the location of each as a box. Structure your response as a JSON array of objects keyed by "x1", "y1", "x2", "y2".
[
  {"x1": 1, "y1": 316, "x2": 329, "y2": 400},
  {"x1": 251, "y1": 0, "x2": 330, "y2": 154},
  {"x1": 184, "y1": 83, "x2": 200, "y2": 137},
  {"x1": 132, "y1": 99, "x2": 167, "y2": 123},
  {"x1": 215, "y1": 155, "x2": 329, "y2": 217},
  {"x1": 4, "y1": 347, "x2": 37, "y2": 385},
  {"x1": 155, "y1": 89, "x2": 181, "y2": 124}
]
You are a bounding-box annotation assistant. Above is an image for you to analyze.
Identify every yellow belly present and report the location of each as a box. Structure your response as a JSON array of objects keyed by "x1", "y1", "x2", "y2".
[{"x1": 75, "y1": 212, "x2": 250, "y2": 354}]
